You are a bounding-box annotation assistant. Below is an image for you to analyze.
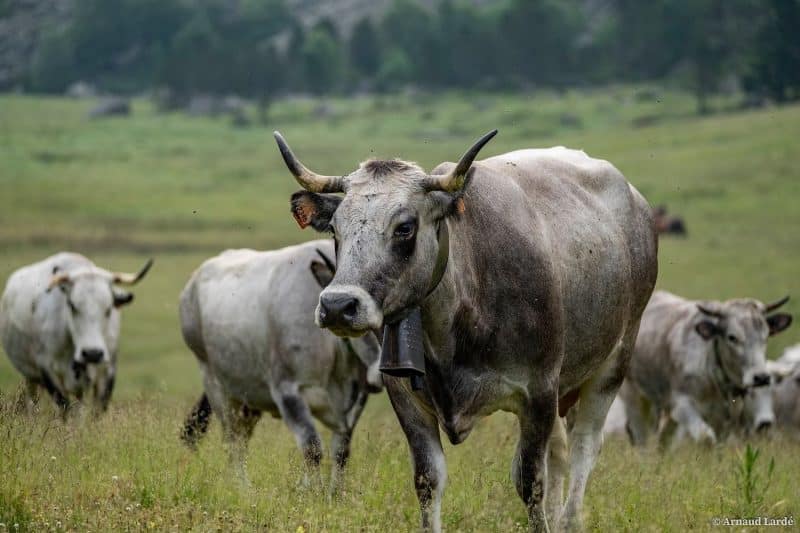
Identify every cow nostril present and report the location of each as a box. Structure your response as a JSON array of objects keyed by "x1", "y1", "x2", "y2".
[
  {"x1": 342, "y1": 299, "x2": 358, "y2": 319},
  {"x1": 81, "y1": 349, "x2": 104, "y2": 364},
  {"x1": 753, "y1": 373, "x2": 771, "y2": 387},
  {"x1": 756, "y1": 420, "x2": 773, "y2": 433}
]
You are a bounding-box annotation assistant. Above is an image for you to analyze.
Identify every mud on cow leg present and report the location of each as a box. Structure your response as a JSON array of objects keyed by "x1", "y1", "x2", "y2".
[
  {"x1": 181, "y1": 393, "x2": 212, "y2": 450},
  {"x1": 386, "y1": 377, "x2": 447, "y2": 533},
  {"x1": 41, "y1": 371, "x2": 69, "y2": 416},
  {"x1": 513, "y1": 391, "x2": 557, "y2": 533}
]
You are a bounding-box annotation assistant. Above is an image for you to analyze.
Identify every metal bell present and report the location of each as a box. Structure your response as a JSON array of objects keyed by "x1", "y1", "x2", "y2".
[{"x1": 380, "y1": 307, "x2": 426, "y2": 389}]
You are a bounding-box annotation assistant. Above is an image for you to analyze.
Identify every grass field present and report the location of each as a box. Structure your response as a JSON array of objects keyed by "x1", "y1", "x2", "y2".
[{"x1": 1, "y1": 87, "x2": 799, "y2": 531}]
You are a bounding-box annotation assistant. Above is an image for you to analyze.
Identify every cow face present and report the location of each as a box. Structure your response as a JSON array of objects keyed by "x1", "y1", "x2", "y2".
[
  {"x1": 279, "y1": 130, "x2": 497, "y2": 337},
  {"x1": 48, "y1": 259, "x2": 152, "y2": 364},
  {"x1": 53, "y1": 273, "x2": 121, "y2": 365},
  {"x1": 696, "y1": 298, "x2": 792, "y2": 390}
]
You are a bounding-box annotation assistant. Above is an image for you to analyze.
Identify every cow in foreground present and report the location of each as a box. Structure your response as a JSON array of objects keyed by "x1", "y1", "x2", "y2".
[
  {"x1": 0, "y1": 252, "x2": 152, "y2": 413},
  {"x1": 621, "y1": 290, "x2": 792, "y2": 448},
  {"x1": 179, "y1": 241, "x2": 382, "y2": 490},
  {"x1": 274, "y1": 130, "x2": 658, "y2": 531}
]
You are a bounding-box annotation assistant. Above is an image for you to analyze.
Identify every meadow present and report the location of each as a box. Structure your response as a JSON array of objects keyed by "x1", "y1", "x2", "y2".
[{"x1": 0, "y1": 87, "x2": 799, "y2": 531}]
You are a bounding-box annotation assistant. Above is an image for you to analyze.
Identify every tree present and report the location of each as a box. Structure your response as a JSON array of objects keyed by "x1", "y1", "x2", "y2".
[
  {"x1": 744, "y1": 0, "x2": 800, "y2": 102},
  {"x1": 301, "y1": 27, "x2": 346, "y2": 95},
  {"x1": 349, "y1": 17, "x2": 381, "y2": 77},
  {"x1": 30, "y1": 28, "x2": 76, "y2": 93},
  {"x1": 380, "y1": 0, "x2": 440, "y2": 84}
]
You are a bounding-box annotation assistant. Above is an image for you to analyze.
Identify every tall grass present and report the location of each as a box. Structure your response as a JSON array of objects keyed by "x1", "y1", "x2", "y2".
[{"x1": 1, "y1": 89, "x2": 799, "y2": 530}]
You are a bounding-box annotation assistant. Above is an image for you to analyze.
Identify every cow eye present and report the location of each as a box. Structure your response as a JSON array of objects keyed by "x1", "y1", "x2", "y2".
[
  {"x1": 105, "y1": 307, "x2": 112, "y2": 318},
  {"x1": 727, "y1": 334, "x2": 739, "y2": 344},
  {"x1": 68, "y1": 300, "x2": 78, "y2": 314},
  {"x1": 394, "y1": 221, "x2": 416, "y2": 239}
]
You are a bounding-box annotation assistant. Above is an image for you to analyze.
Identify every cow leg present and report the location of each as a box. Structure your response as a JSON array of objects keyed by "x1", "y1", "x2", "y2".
[
  {"x1": 619, "y1": 380, "x2": 651, "y2": 446},
  {"x1": 181, "y1": 393, "x2": 213, "y2": 450},
  {"x1": 40, "y1": 370, "x2": 69, "y2": 417},
  {"x1": 513, "y1": 390, "x2": 557, "y2": 533},
  {"x1": 16, "y1": 379, "x2": 41, "y2": 414},
  {"x1": 203, "y1": 374, "x2": 259, "y2": 483},
  {"x1": 385, "y1": 377, "x2": 446, "y2": 533},
  {"x1": 98, "y1": 373, "x2": 115, "y2": 412},
  {"x1": 271, "y1": 383, "x2": 323, "y2": 487},
  {"x1": 546, "y1": 415, "x2": 568, "y2": 527},
  {"x1": 561, "y1": 340, "x2": 631, "y2": 532},
  {"x1": 330, "y1": 389, "x2": 368, "y2": 496},
  {"x1": 668, "y1": 394, "x2": 716, "y2": 445}
]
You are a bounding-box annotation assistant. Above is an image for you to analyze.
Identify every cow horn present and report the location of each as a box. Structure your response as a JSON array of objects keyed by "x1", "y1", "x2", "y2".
[
  {"x1": 273, "y1": 131, "x2": 344, "y2": 193},
  {"x1": 697, "y1": 303, "x2": 724, "y2": 318},
  {"x1": 764, "y1": 295, "x2": 789, "y2": 313},
  {"x1": 315, "y1": 248, "x2": 336, "y2": 274},
  {"x1": 112, "y1": 258, "x2": 153, "y2": 285},
  {"x1": 47, "y1": 272, "x2": 71, "y2": 291},
  {"x1": 423, "y1": 129, "x2": 498, "y2": 192}
]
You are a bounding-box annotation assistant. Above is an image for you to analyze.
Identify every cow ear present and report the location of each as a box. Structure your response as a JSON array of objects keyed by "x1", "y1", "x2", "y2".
[
  {"x1": 767, "y1": 313, "x2": 792, "y2": 336},
  {"x1": 309, "y1": 260, "x2": 335, "y2": 288},
  {"x1": 695, "y1": 320, "x2": 719, "y2": 340},
  {"x1": 113, "y1": 289, "x2": 134, "y2": 308},
  {"x1": 290, "y1": 191, "x2": 342, "y2": 231}
]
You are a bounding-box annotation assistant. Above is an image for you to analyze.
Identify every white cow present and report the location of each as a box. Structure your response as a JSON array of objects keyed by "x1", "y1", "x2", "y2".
[
  {"x1": 179, "y1": 241, "x2": 382, "y2": 490},
  {"x1": 765, "y1": 344, "x2": 800, "y2": 440},
  {"x1": 622, "y1": 290, "x2": 792, "y2": 448},
  {"x1": 0, "y1": 252, "x2": 152, "y2": 412}
]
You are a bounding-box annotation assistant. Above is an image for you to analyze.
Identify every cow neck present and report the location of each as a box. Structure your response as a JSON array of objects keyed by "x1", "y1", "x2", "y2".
[
  {"x1": 709, "y1": 337, "x2": 747, "y2": 399},
  {"x1": 425, "y1": 219, "x2": 450, "y2": 298}
]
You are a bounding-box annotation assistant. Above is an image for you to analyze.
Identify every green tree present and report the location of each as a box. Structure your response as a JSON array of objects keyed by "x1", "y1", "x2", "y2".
[
  {"x1": 375, "y1": 47, "x2": 414, "y2": 91},
  {"x1": 301, "y1": 27, "x2": 346, "y2": 94},
  {"x1": 30, "y1": 28, "x2": 76, "y2": 93},
  {"x1": 744, "y1": 0, "x2": 800, "y2": 102},
  {"x1": 380, "y1": 0, "x2": 440, "y2": 84},
  {"x1": 349, "y1": 17, "x2": 381, "y2": 77}
]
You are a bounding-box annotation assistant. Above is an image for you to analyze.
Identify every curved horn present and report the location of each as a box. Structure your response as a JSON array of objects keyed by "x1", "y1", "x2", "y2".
[
  {"x1": 112, "y1": 258, "x2": 153, "y2": 285},
  {"x1": 47, "y1": 272, "x2": 71, "y2": 291},
  {"x1": 423, "y1": 129, "x2": 498, "y2": 192},
  {"x1": 315, "y1": 248, "x2": 336, "y2": 274},
  {"x1": 697, "y1": 303, "x2": 724, "y2": 318},
  {"x1": 765, "y1": 295, "x2": 789, "y2": 313},
  {"x1": 273, "y1": 131, "x2": 344, "y2": 193}
]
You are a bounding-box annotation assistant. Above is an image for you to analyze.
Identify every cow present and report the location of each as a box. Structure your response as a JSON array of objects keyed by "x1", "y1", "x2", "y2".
[
  {"x1": 273, "y1": 130, "x2": 658, "y2": 532},
  {"x1": 178, "y1": 241, "x2": 382, "y2": 491},
  {"x1": 621, "y1": 290, "x2": 792, "y2": 449},
  {"x1": 0, "y1": 252, "x2": 152, "y2": 413},
  {"x1": 652, "y1": 205, "x2": 687, "y2": 236},
  {"x1": 764, "y1": 344, "x2": 800, "y2": 440}
]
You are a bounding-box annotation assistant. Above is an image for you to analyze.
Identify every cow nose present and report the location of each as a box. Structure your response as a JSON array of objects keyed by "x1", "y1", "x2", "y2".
[
  {"x1": 756, "y1": 419, "x2": 773, "y2": 433},
  {"x1": 81, "y1": 348, "x2": 104, "y2": 364},
  {"x1": 753, "y1": 373, "x2": 771, "y2": 387},
  {"x1": 319, "y1": 293, "x2": 359, "y2": 327}
]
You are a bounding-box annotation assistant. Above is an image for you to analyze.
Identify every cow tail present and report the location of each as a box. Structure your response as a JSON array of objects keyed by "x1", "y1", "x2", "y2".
[{"x1": 181, "y1": 393, "x2": 212, "y2": 449}]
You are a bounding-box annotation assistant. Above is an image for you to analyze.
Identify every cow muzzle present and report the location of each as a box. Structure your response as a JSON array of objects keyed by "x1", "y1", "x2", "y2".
[
  {"x1": 79, "y1": 348, "x2": 105, "y2": 364},
  {"x1": 316, "y1": 285, "x2": 382, "y2": 337}
]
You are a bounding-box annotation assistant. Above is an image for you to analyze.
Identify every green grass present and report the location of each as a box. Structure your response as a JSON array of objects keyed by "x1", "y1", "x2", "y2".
[{"x1": 0, "y1": 88, "x2": 799, "y2": 531}]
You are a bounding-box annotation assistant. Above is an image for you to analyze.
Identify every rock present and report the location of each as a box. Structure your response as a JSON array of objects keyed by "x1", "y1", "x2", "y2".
[{"x1": 87, "y1": 98, "x2": 131, "y2": 119}]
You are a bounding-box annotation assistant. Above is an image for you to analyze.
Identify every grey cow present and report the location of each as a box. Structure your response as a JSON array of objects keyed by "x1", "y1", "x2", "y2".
[
  {"x1": 179, "y1": 241, "x2": 382, "y2": 489},
  {"x1": 621, "y1": 290, "x2": 792, "y2": 448},
  {"x1": 765, "y1": 344, "x2": 800, "y2": 440},
  {"x1": 274, "y1": 130, "x2": 658, "y2": 531},
  {"x1": 0, "y1": 252, "x2": 152, "y2": 413}
]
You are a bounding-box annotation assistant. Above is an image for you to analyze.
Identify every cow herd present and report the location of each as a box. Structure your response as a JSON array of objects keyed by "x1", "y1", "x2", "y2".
[{"x1": 1, "y1": 130, "x2": 796, "y2": 532}]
